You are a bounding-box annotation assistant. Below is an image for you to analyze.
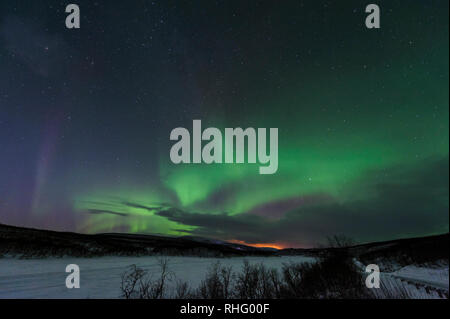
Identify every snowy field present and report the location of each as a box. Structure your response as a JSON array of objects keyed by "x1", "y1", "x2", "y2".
[
  {"x1": 0, "y1": 256, "x2": 447, "y2": 299},
  {"x1": 393, "y1": 264, "x2": 449, "y2": 289},
  {"x1": 0, "y1": 256, "x2": 315, "y2": 299},
  {"x1": 365, "y1": 263, "x2": 449, "y2": 299}
]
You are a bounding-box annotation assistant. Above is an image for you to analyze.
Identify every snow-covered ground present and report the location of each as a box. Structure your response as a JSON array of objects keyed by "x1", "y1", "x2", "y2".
[
  {"x1": 392, "y1": 264, "x2": 449, "y2": 289},
  {"x1": 0, "y1": 256, "x2": 447, "y2": 299},
  {"x1": 374, "y1": 265, "x2": 449, "y2": 299},
  {"x1": 0, "y1": 256, "x2": 315, "y2": 299}
]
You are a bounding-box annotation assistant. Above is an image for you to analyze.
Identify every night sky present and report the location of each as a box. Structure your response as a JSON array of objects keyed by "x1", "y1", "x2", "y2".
[{"x1": 0, "y1": 0, "x2": 448, "y2": 248}]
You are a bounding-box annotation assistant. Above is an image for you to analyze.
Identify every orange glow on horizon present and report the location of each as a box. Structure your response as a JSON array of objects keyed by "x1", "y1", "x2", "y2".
[{"x1": 229, "y1": 239, "x2": 286, "y2": 250}]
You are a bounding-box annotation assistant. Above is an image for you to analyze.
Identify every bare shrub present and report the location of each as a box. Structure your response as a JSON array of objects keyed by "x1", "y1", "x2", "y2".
[
  {"x1": 234, "y1": 261, "x2": 281, "y2": 299},
  {"x1": 150, "y1": 257, "x2": 173, "y2": 298},
  {"x1": 234, "y1": 260, "x2": 258, "y2": 298},
  {"x1": 279, "y1": 262, "x2": 305, "y2": 298},
  {"x1": 280, "y1": 255, "x2": 371, "y2": 299},
  {"x1": 174, "y1": 280, "x2": 192, "y2": 299},
  {"x1": 325, "y1": 234, "x2": 356, "y2": 248},
  {"x1": 194, "y1": 262, "x2": 234, "y2": 299},
  {"x1": 120, "y1": 258, "x2": 173, "y2": 299},
  {"x1": 120, "y1": 264, "x2": 147, "y2": 299},
  {"x1": 121, "y1": 256, "x2": 377, "y2": 299},
  {"x1": 268, "y1": 268, "x2": 283, "y2": 298}
]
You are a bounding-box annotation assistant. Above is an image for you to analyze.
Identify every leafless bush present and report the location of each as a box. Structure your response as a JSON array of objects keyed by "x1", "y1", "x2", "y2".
[
  {"x1": 120, "y1": 258, "x2": 174, "y2": 299},
  {"x1": 234, "y1": 261, "x2": 282, "y2": 299},
  {"x1": 234, "y1": 260, "x2": 258, "y2": 299},
  {"x1": 150, "y1": 257, "x2": 173, "y2": 298},
  {"x1": 279, "y1": 262, "x2": 305, "y2": 298},
  {"x1": 174, "y1": 280, "x2": 192, "y2": 299},
  {"x1": 121, "y1": 257, "x2": 382, "y2": 299},
  {"x1": 268, "y1": 268, "x2": 283, "y2": 298},
  {"x1": 325, "y1": 234, "x2": 357, "y2": 248},
  {"x1": 120, "y1": 264, "x2": 147, "y2": 299},
  {"x1": 280, "y1": 255, "x2": 370, "y2": 299},
  {"x1": 194, "y1": 262, "x2": 234, "y2": 299}
]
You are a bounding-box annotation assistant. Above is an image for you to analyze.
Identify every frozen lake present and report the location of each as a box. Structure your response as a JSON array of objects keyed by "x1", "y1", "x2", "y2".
[{"x1": 0, "y1": 255, "x2": 315, "y2": 299}]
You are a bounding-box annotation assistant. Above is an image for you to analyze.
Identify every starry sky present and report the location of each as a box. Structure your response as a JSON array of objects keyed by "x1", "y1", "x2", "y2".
[{"x1": 0, "y1": 0, "x2": 448, "y2": 248}]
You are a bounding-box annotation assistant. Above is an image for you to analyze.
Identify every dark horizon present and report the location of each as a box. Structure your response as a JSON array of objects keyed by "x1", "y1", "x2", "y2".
[{"x1": 1, "y1": 220, "x2": 448, "y2": 250}]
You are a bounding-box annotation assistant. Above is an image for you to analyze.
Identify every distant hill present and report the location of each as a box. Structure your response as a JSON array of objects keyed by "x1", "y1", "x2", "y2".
[
  {"x1": 0, "y1": 223, "x2": 273, "y2": 258},
  {"x1": 279, "y1": 233, "x2": 449, "y2": 268},
  {"x1": 0, "y1": 223, "x2": 448, "y2": 263}
]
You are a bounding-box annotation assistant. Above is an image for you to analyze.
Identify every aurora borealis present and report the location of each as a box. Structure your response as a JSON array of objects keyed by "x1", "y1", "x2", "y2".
[{"x1": 0, "y1": 0, "x2": 448, "y2": 248}]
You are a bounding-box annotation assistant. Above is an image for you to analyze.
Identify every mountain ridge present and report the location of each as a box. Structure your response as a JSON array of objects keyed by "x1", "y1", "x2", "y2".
[{"x1": 0, "y1": 222, "x2": 448, "y2": 262}]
